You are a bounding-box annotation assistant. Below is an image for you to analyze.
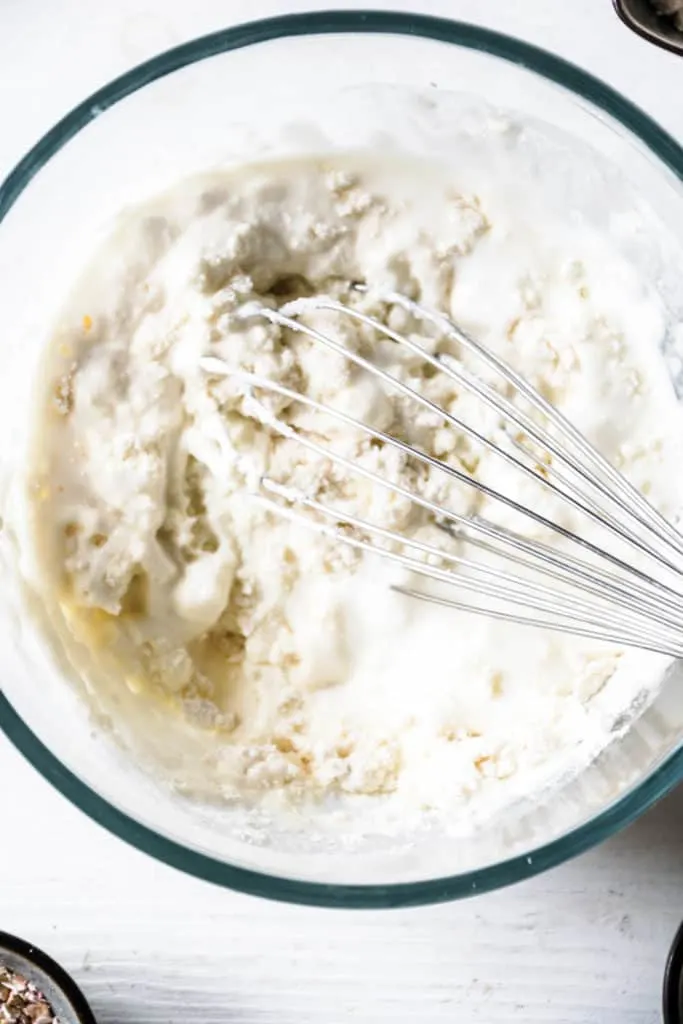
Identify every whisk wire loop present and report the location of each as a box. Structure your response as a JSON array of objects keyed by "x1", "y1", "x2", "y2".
[{"x1": 200, "y1": 290, "x2": 683, "y2": 656}]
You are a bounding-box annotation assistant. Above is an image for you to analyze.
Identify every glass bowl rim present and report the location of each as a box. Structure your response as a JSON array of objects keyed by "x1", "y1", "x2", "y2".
[{"x1": 1, "y1": 9, "x2": 682, "y2": 909}]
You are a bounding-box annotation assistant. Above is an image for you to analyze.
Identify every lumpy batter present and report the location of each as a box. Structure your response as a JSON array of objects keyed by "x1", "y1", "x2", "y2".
[{"x1": 24, "y1": 154, "x2": 683, "y2": 835}]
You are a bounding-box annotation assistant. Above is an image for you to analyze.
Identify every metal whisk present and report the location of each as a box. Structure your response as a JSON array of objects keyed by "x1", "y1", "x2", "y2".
[{"x1": 201, "y1": 288, "x2": 683, "y2": 658}]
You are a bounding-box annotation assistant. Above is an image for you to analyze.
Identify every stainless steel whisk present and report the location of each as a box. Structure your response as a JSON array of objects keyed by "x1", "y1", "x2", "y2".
[{"x1": 201, "y1": 288, "x2": 683, "y2": 658}]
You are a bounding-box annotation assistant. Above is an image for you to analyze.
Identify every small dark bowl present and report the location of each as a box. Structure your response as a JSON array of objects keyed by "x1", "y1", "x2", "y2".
[
  {"x1": 614, "y1": 0, "x2": 683, "y2": 55},
  {"x1": 664, "y1": 922, "x2": 683, "y2": 1024},
  {"x1": 0, "y1": 931, "x2": 96, "y2": 1024}
]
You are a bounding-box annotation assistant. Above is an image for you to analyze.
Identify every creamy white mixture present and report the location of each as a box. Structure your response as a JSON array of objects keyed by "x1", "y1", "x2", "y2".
[{"x1": 23, "y1": 154, "x2": 683, "y2": 838}]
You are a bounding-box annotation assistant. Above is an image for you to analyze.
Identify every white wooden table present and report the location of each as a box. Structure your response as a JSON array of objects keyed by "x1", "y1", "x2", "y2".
[{"x1": 1, "y1": 2, "x2": 682, "y2": 1021}]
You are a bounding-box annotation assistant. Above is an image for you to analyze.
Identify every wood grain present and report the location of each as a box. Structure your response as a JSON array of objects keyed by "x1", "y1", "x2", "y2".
[{"x1": 2, "y1": 738, "x2": 682, "y2": 1023}]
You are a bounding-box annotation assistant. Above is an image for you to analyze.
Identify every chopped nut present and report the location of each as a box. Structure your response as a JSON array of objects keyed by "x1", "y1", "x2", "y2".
[{"x1": 0, "y1": 965, "x2": 59, "y2": 1024}]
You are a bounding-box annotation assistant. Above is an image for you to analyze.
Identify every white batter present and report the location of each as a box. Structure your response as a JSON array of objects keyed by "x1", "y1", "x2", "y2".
[{"x1": 23, "y1": 154, "x2": 683, "y2": 837}]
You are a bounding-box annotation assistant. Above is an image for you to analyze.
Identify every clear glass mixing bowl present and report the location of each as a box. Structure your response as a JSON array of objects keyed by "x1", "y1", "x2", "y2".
[{"x1": 1, "y1": 11, "x2": 683, "y2": 909}]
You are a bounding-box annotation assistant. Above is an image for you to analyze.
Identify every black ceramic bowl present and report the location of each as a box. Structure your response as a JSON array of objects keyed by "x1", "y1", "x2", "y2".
[
  {"x1": 614, "y1": 0, "x2": 683, "y2": 54},
  {"x1": 665, "y1": 923, "x2": 683, "y2": 1024},
  {"x1": 0, "y1": 932, "x2": 96, "y2": 1024}
]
